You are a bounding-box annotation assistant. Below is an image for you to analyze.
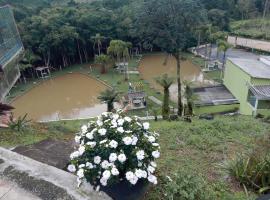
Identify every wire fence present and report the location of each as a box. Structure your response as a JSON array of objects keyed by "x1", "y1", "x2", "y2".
[{"x1": 0, "y1": 5, "x2": 23, "y2": 101}]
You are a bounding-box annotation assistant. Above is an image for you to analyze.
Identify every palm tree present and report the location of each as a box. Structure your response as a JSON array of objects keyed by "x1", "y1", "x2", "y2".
[
  {"x1": 218, "y1": 40, "x2": 232, "y2": 79},
  {"x1": 155, "y1": 74, "x2": 174, "y2": 120},
  {"x1": 91, "y1": 33, "x2": 104, "y2": 56},
  {"x1": 183, "y1": 81, "x2": 197, "y2": 116},
  {"x1": 98, "y1": 89, "x2": 119, "y2": 112},
  {"x1": 107, "y1": 40, "x2": 132, "y2": 81},
  {"x1": 95, "y1": 54, "x2": 110, "y2": 74}
]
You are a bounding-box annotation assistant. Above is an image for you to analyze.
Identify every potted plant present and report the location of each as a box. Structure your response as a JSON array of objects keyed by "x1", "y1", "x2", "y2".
[{"x1": 68, "y1": 110, "x2": 160, "y2": 199}]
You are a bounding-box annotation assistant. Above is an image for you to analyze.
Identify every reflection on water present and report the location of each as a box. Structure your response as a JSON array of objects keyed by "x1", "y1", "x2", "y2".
[
  {"x1": 11, "y1": 73, "x2": 108, "y2": 121},
  {"x1": 139, "y1": 54, "x2": 212, "y2": 102}
]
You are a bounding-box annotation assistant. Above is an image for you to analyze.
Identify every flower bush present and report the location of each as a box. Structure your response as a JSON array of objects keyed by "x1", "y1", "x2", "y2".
[{"x1": 68, "y1": 110, "x2": 160, "y2": 189}]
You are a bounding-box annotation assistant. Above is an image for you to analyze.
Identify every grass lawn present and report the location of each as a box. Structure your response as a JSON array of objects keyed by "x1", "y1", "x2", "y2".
[
  {"x1": 146, "y1": 115, "x2": 270, "y2": 200},
  {"x1": 204, "y1": 69, "x2": 223, "y2": 83}
]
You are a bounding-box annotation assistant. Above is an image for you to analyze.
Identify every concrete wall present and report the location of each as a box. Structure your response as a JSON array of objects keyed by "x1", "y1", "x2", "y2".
[
  {"x1": 224, "y1": 60, "x2": 270, "y2": 115},
  {"x1": 224, "y1": 60, "x2": 252, "y2": 115}
]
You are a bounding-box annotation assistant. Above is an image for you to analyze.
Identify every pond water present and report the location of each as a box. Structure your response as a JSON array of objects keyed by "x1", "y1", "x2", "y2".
[
  {"x1": 139, "y1": 53, "x2": 211, "y2": 102},
  {"x1": 11, "y1": 73, "x2": 108, "y2": 121}
]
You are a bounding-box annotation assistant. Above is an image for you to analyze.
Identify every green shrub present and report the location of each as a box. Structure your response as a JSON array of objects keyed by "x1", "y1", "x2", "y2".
[
  {"x1": 163, "y1": 169, "x2": 214, "y2": 200},
  {"x1": 224, "y1": 135, "x2": 270, "y2": 193},
  {"x1": 8, "y1": 114, "x2": 31, "y2": 132}
]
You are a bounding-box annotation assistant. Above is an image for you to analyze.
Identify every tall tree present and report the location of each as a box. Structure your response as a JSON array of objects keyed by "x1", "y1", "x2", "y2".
[
  {"x1": 136, "y1": 0, "x2": 207, "y2": 116},
  {"x1": 91, "y1": 33, "x2": 105, "y2": 56},
  {"x1": 107, "y1": 40, "x2": 132, "y2": 80},
  {"x1": 217, "y1": 40, "x2": 232, "y2": 79},
  {"x1": 155, "y1": 74, "x2": 174, "y2": 120}
]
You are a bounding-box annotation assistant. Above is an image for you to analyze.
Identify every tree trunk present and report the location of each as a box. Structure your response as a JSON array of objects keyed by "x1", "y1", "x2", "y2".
[
  {"x1": 263, "y1": 0, "x2": 269, "y2": 19},
  {"x1": 174, "y1": 53, "x2": 183, "y2": 116},
  {"x1": 77, "y1": 39, "x2": 83, "y2": 64},
  {"x1": 83, "y1": 47, "x2": 88, "y2": 63},
  {"x1": 163, "y1": 87, "x2": 170, "y2": 120},
  {"x1": 98, "y1": 43, "x2": 101, "y2": 56},
  {"x1": 108, "y1": 101, "x2": 114, "y2": 112}
]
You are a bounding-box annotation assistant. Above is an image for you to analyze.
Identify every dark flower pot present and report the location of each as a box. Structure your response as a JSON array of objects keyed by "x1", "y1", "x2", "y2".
[{"x1": 101, "y1": 179, "x2": 149, "y2": 200}]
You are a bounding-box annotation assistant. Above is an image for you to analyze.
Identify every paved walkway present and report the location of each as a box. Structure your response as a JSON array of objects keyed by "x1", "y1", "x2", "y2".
[
  {"x1": 0, "y1": 179, "x2": 41, "y2": 200},
  {"x1": 0, "y1": 148, "x2": 110, "y2": 200},
  {"x1": 13, "y1": 139, "x2": 75, "y2": 169}
]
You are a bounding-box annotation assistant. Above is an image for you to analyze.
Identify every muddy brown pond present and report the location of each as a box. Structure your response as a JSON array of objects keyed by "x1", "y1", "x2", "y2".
[
  {"x1": 139, "y1": 53, "x2": 212, "y2": 102},
  {"x1": 11, "y1": 73, "x2": 108, "y2": 121}
]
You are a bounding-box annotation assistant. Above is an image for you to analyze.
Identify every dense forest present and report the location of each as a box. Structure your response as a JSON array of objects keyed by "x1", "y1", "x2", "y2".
[{"x1": 0, "y1": 0, "x2": 269, "y2": 68}]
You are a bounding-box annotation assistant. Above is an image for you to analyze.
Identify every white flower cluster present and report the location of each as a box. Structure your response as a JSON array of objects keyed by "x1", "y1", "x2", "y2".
[{"x1": 68, "y1": 110, "x2": 160, "y2": 189}]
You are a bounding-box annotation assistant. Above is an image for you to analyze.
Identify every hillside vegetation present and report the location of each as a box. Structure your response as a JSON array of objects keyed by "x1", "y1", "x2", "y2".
[{"x1": 230, "y1": 18, "x2": 270, "y2": 40}]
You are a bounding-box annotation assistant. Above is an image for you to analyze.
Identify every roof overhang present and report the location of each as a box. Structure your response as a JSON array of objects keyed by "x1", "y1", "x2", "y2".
[{"x1": 250, "y1": 85, "x2": 270, "y2": 100}]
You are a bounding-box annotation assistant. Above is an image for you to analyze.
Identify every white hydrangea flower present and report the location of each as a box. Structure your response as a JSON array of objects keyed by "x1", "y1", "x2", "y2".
[
  {"x1": 147, "y1": 165, "x2": 155, "y2": 173},
  {"x1": 132, "y1": 136, "x2": 138, "y2": 145},
  {"x1": 111, "y1": 120, "x2": 118, "y2": 128},
  {"x1": 151, "y1": 161, "x2": 157, "y2": 168},
  {"x1": 143, "y1": 122, "x2": 150, "y2": 130},
  {"x1": 112, "y1": 114, "x2": 119, "y2": 120},
  {"x1": 129, "y1": 175, "x2": 138, "y2": 185},
  {"x1": 148, "y1": 136, "x2": 156, "y2": 143},
  {"x1": 124, "y1": 116, "x2": 132, "y2": 122},
  {"x1": 148, "y1": 174, "x2": 157, "y2": 184},
  {"x1": 100, "y1": 177, "x2": 107, "y2": 186},
  {"x1": 77, "y1": 169, "x2": 84, "y2": 178},
  {"x1": 94, "y1": 156, "x2": 101, "y2": 164},
  {"x1": 117, "y1": 119, "x2": 125, "y2": 126},
  {"x1": 109, "y1": 140, "x2": 118, "y2": 148},
  {"x1": 101, "y1": 160, "x2": 110, "y2": 169},
  {"x1": 122, "y1": 137, "x2": 132, "y2": 145},
  {"x1": 78, "y1": 146, "x2": 85, "y2": 155},
  {"x1": 141, "y1": 170, "x2": 147, "y2": 178},
  {"x1": 86, "y1": 162, "x2": 94, "y2": 169},
  {"x1": 81, "y1": 125, "x2": 88, "y2": 134},
  {"x1": 75, "y1": 135, "x2": 81, "y2": 143},
  {"x1": 152, "y1": 151, "x2": 160, "y2": 158},
  {"x1": 98, "y1": 128, "x2": 107, "y2": 136},
  {"x1": 136, "y1": 150, "x2": 145, "y2": 160},
  {"x1": 67, "y1": 164, "x2": 76, "y2": 172},
  {"x1": 118, "y1": 153, "x2": 127, "y2": 163},
  {"x1": 152, "y1": 143, "x2": 160, "y2": 147},
  {"x1": 102, "y1": 170, "x2": 111, "y2": 179},
  {"x1": 125, "y1": 130, "x2": 132, "y2": 134},
  {"x1": 97, "y1": 120, "x2": 103, "y2": 127},
  {"x1": 109, "y1": 153, "x2": 118, "y2": 162},
  {"x1": 125, "y1": 171, "x2": 134, "y2": 180},
  {"x1": 102, "y1": 112, "x2": 108, "y2": 117},
  {"x1": 111, "y1": 167, "x2": 119, "y2": 176},
  {"x1": 100, "y1": 139, "x2": 107, "y2": 145},
  {"x1": 79, "y1": 164, "x2": 85, "y2": 168},
  {"x1": 86, "y1": 132, "x2": 94, "y2": 140},
  {"x1": 135, "y1": 169, "x2": 143, "y2": 178},
  {"x1": 70, "y1": 151, "x2": 80, "y2": 159},
  {"x1": 86, "y1": 141, "x2": 96, "y2": 148},
  {"x1": 117, "y1": 127, "x2": 124, "y2": 133}
]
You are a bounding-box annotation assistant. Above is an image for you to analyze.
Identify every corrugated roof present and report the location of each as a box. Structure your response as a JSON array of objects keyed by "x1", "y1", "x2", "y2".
[
  {"x1": 250, "y1": 85, "x2": 270, "y2": 100},
  {"x1": 228, "y1": 57, "x2": 270, "y2": 79}
]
